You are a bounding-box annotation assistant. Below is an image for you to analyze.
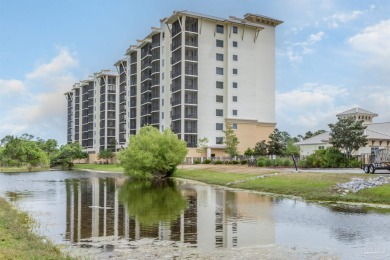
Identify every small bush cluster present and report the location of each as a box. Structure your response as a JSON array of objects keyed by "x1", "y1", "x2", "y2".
[
  {"x1": 202, "y1": 159, "x2": 211, "y2": 164},
  {"x1": 298, "y1": 147, "x2": 361, "y2": 168},
  {"x1": 256, "y1": 157, "x2": 294, "y2": 167}
]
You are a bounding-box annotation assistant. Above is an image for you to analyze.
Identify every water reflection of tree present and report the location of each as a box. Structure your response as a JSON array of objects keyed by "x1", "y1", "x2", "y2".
[{"x1": 119, "y1": 179, "x2": 187, "y2": 226}]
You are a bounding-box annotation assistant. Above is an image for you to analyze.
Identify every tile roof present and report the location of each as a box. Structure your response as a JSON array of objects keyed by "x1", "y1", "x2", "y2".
[{"x1": 336, "y1": 107, "x2": 378, "y2": 117}]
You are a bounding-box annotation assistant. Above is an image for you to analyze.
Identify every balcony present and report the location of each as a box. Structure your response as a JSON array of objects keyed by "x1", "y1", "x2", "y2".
[
  {"x1": 185, "y1": 98, "x2": 197, "y2": 105},
  {"x1": 151, "y1": 90, "x2": 160, "y2": 99},
  {"x1": 172, "y1": 113, "x2": 181, "y2": 120}
]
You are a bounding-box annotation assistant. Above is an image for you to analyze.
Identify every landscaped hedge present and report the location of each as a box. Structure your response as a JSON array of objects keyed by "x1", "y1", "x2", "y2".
[{"x1": 298, "y1": 147, "x2": 361, "y2": 168}]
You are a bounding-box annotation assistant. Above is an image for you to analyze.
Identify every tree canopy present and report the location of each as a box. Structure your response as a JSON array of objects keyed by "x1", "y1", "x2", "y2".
[
  {"x1": 328, "y1": 117, "x2": 368, "y2": 159},
  {"x1": 118, "y1": 126, "x2": 188, "y2": 179},
  {"x1": 51, "y1": 142, "x2": 88, "y2": 169},
  {"x1": 98, "y1": 149, "x2": 115, "y2": 163},
  {"x1": 0, "y1": 134, "x2": 49, "y2": 169},
  {"x1": 223, "y1": 123, "x2": 239, "y2": 157},
  {"x1": 196, "y1": 137, "x2": 209, "y2": 156},
  {"x1": 267, "y1": 128, "x2": 286, "y2": 156}
]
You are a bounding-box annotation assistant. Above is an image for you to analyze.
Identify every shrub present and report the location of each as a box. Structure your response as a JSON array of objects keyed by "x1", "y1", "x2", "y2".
[
  {"x1": 231, "y1": 160, "x2": 240, "y2": 165},
  {"x1": 256, "y1": 157, "x2": 267, "y2": 167},
  {"x1": 265, "y1": 158, "x2": 273, "y2": 167},
  {"x1": 283, "y1": 159, "x2": 293, "y2": 166},
  {"x1": 213, "y1": 160, "x2": 223, "y2": 165},
  {"x1": 240, "y1": 160, "x2": 248, "y2": 165},
  {"x1": 301, "y1": 147, "x2": 358, "y2": 168},
  {"x1": 203, "y1": 159, "x2": 211, "y2": 164},
  {"x1": 275, "y1": 158, "x2": 283, "y2": 166},
  {"x1": 194, "y1": 159, "x2": 201, "y2": 164}
]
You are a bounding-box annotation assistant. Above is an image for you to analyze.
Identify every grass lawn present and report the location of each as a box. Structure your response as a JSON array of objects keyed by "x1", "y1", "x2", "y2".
[
  {"x1": 0, "y1": 198, "x2": 72, "y2": 259},
  {"x1": 73, "y1": 163, "x2": 124, "y2": 172},
  {"x1": 174, "y1": 169, "x2": 390, "y2": 205},
  {"x1": 73, "y1": 164, "x2": 390, "y2": 205}
]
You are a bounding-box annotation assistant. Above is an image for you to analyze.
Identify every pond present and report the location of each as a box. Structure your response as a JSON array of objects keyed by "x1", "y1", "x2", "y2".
[{"x1": 0, "y1": 170, "x2": 389, "y2": 259}]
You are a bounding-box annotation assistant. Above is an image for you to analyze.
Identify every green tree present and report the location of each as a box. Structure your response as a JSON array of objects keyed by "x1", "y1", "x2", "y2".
[
  {"x1": 223, "y1": 123, "x2": 239, "y2": 157},
  {"x1": 298, "y1": 129, "x2": 326, "y2": 141},
  {"x1": 36, "y1": 138, "x2": 58, "y2": 156},
  {"x1": 285, "y1": 139, "x2": 300, "y2": 156},
  {"x1": 98, "y1": 149, "x2": 115, "y2": 164},
  {"x1": 328, "y1": 117, "x2": 368, "y2": 159},
  {"x1": 196, "y1": 137, "x2": 209, "y2": 156},
  {"x1": 267, "y1": 128, "x2": 286, "y2": 156},
  {"x1": 0, "y1": 135, "x2": 49, "y2": 169},
  {"x1": 253, "y1": 140, "x2": 268, "y2": 156},
  {"x1": 51, "y1": 142, "x2": 88, "y2": 169},
  {"x1": 244, "y1": 147, "x2": 254, "y2": 156},
  {"x1": 118, "y1": 126, "x2": 188, "y2": 179}
]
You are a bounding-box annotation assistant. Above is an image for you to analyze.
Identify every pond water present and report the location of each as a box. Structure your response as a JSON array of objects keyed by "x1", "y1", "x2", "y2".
[{"x1": 0, "y1": 170, "x2": 389, "y2": 259}]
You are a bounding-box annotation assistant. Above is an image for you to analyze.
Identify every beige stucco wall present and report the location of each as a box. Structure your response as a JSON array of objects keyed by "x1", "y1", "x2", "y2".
[{"x1": 233, "y1": 121, "x2": 275, "y2": 154}]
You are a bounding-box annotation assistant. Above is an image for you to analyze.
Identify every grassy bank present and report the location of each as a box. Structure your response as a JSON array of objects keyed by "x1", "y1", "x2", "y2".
[
  {"x1": 72, "y1": 163, "x2": 124, "y2": 172},
  {"x1": 72, "y1": 164, "x2": 390, "y2": 205},
  {"x1": 174, "y1": 169, "x2": 390, "y2": 205},
  {"x1": 0, "y1": 198, "x2": 72, "y2": 259},
  {"x1": 0, "y1": 166, "x2": 49, "y2": 173}
]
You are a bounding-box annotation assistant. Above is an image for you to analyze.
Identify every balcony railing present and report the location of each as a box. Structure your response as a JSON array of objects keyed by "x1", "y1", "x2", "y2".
[
  {"x1": 171, "y1": 99, "x2": 181, "y2": 106},
  {"x1": 185, "y1": 98, "x2": 197, "y2": 104},
  {"x1": 184, "y1": 113, "x2": 197, "y2": 119}
]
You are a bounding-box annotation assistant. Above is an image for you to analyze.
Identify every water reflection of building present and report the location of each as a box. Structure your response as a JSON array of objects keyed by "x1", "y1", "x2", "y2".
[
  {"x1": 65, "y1": 178, "x2": 275, "y2": 249},
  {"x1": 65, "y1": 178, "x2": 197, "y2": 244},
  {"x1": 184, "y1": 181, "x2": 275, "y2": 250}
]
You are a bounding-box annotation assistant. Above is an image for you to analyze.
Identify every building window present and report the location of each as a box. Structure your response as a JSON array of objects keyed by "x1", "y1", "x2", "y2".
[
  {"x1": 233, "y1": 82, "x2": 238, "y2": 88},
  {"x1": 318, "y1": 146, "x2": 324, "y2": 150},
  {"x1": 232, "y1": 123, "x2": 237, "y2": 129},
  {"x1": 216, "y1": 123, "x2": 223, "y2": 130},
  {"x1": 216, "y1": 67, "x2": 224, "y2": 75},
  {"x1": 162, "y1": 98, "x2": 164, "y2": 106},
  {"x1": 233, "y1": 55, "x2": 238, "y2": 61},
  {"x1": 216, "y1": 109, "x2": 223, "y2": 116},
  {"x1": 233, "y1": 26, "x2": 238, "y2": 34},
  {"x1": 216, "y1": 81, "x2": 223, "y2": 89},
  {"x1": 162, "y1": 112, "x2": 164, "y2": 119},
  {"x1": 216, "y1": 95, "x2": 223, "y2": 103},
  {"x1": 216, "y1": 53, "x2": 224, "y2": 61},
  {"x1": 233, "y1": 96, "x2": 237, "y2": 102},
  {"x1": 233, "y1": 68, "x2": 238, "y2": 75},
  {"x1": 233, "y1": 109, "x2": 237, "y2": 116},
  {"x1": 233, "y1": 41, "x2": 238, "y2": 47},
  {"x1": 216, "y1": 137, "x2": 223, "y2": 144},
  {"x1": 216, "y1": 24, "x2": 224, "y2": 34},
  {"x1": 162, "y1": 59, "x2": 165, "y2": 67},
  {"x1": 216, "y1": 39, "x2": 224, "y2": 47}
]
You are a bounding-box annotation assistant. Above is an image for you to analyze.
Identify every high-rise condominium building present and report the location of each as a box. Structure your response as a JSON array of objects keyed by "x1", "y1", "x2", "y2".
[{"x1": 65, "y1": 11, "x2": 282, "y2": 157}]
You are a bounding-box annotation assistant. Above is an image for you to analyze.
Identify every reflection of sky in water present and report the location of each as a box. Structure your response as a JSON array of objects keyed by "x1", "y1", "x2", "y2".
[{"x1": 0, "y1": 171, "x2": 389, "y2": 259}]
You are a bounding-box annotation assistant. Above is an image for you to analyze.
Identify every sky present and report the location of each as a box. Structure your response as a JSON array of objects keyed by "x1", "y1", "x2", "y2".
[{"x1": 0, "y1": 0, "x2": 389, "y2": 145}]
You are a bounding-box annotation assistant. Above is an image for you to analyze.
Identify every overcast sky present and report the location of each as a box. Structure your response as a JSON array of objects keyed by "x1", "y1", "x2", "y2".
[{"x1": 1, "y1": 0, "x2": 389, "y2": 144}]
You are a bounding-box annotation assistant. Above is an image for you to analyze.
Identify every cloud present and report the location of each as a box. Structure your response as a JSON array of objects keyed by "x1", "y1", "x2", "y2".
[
  {"x1": 0, "y1": 48, "x2": 78, "y2": 144},
  {"x1": 324, "y1": 10, "x2": 363, "y2": 28},
  {"x1": 0, "y1": 79, "x2": 26, "y2": 96},
  {"x1": 282, "y1": 31, "x2": 325, "y2": 63},
  {"x1": 276, "y1": 83, "x2": 349, "y2": 134},
  {"x1": 26, "y1": 47, "x2": 78, "y2": 81},
  {"x1": 354, "y1": 85, "x2": 390, "y2": 122},
  {"x1": 349, "y1": 19, "x2": 390, "y2": 59}
]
